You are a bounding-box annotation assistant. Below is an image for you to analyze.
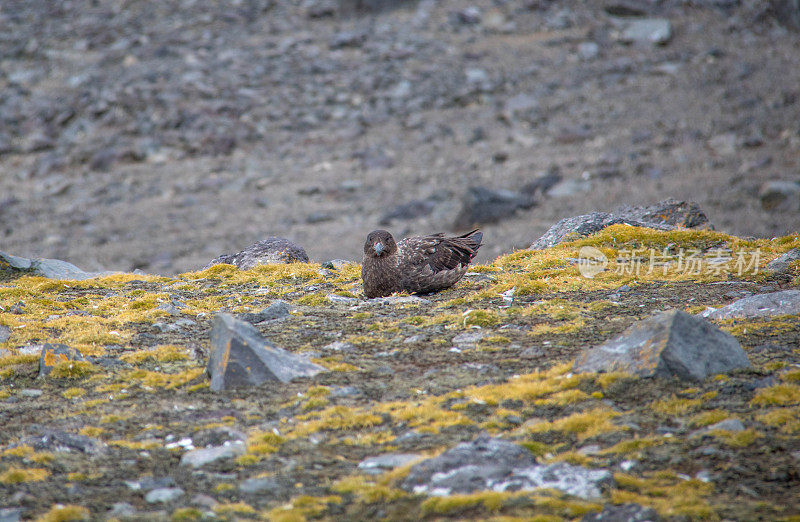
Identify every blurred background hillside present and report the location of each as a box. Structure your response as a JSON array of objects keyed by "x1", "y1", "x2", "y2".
[{"x1": 1, "y1": 0, "x2": 798, "y2": 274}]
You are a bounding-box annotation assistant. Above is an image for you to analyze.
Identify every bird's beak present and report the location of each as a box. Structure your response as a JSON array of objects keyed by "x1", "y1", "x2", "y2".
[{"x1": 373, "y1": 242, "x2": 384, "y2": 255}]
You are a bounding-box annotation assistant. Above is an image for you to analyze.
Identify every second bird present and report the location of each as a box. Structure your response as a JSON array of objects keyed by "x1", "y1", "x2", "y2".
[{"x1": 361, "y1": 229, "x2": 483, "y2": 299}]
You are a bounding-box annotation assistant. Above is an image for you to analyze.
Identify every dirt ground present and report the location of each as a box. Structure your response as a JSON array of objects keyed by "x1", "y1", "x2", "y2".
[{"x1": 1, "y1": 0, "x2": 799, "y2": 275}]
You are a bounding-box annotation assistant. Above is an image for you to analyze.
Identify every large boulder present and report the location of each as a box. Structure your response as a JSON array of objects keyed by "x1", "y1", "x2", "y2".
[
  {"x1": 530, "y1": 199, "x2": 710, "y2": 250},
  {"x1": 1, "y1": 251, "x2": 112, "y2": 280},
  {"x1": 701, "y1": 290, "x2": 800, "y2": 320},
  {"x1": 574, "y1": 309, "x2": 750, "y2": 381},
  {"x1": 204, "y1": 237, "x2": 309, "y2": 270},
  {"x1": 207, "y1": 313, "x2": 325, "y2": 391}
]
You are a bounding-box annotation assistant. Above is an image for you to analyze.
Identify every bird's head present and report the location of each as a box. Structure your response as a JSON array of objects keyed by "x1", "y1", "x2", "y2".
[{"x1": 364, "y1": 230, "x2": 397, "y2": 258}]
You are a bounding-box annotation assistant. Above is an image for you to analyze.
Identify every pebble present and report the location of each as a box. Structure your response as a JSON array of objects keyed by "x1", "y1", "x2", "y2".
[{"x1": 144, "y1": 487, "x2": 185, "y2": 503}]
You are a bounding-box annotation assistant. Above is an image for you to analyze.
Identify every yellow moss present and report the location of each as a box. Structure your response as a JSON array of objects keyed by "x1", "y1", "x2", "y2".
[
  {"x1": 295, "y1": 293, "x2": 326, "y2": 306},
  {"x1": 266, "y1": 495, "x2": 342, "y2": 521},
  {"x1": 331, "y1": 475, "x2": 406, "y2": 503},
  {"x1": 528, "y1": 407, "x2": 622, "y2": 440},
  {"x1": 0, "y1": 466, "x2": 50, "y2": 484},
  {"x1": 246, "y1": 431, "x2": 285, "y2": 455},
  {"x1": 530, "y1": 494, "x2": 603, "y2": 518},
  {"x1": 710, "y1": 428, "x2": 761, "y2": 447},
  {"x1": 35, "y1": 504, "x2": 91, "y2": 522},
  {"x1": 61, "y1": 387, "x2": 86, "y2": 399},
  {"x1": 536, "y1": 389, "x2": 590, "y2": 406},
  {"x1": 600, "y1": 437, "x2": 664, "y2": 455},
  {"x1": 421, "y1": 491, "x2": 515, "y2": 515},
  {"x1": 780, "y1": 368, "x2": 800, "y2": 383},
  {"x1": 0, "y1": 389, "x2": 9, "y2": 399},
  {"x1": 291, "y1": 406, "x2": 383, "y2": 437},
  {"x1": 751, "y1": 384, "x2": 800, "y2": 406},
  {"x1": 378, "y1": 400, "x2": 472, "y2": 433},
  {"x1": 3, "y1": 444, "x2": 35, "y2": 458},
  {"x1": 310, "y1": 357, "x2": 359, "y2": 372},
  {"x1": 48, "y1": 360, "x2": 98, "y2": 379},
  {"x1": 483, "y1": 335, "x2": 512, "y2": 344},
  {"x1": 107, "y1": 440, "x2": 160, "y2": 450},
  {"x1": 547, "y1": 451, "x2": 592, "y2": 466},
  {"x1": 213, "y1": 483, "x2": 235, "y2": 493},
  {"x1": 340, "y1": 430, "x2": 395, "y2": 446},
  {"x1": 121, "y1": 367, "x2": 205, "y2": 391},
  {"x1": 650, "y1": 395, "x2": 702, "y2": 416},
  {"x1": 612, "y1": 472, "x2": 717, "y2": 519},
  {"x1": 213, "y1": 502, "x2": 257, "y2": 515},
  {"x1": 171, "y1": 508, "x2": 204, "y2": 521},
  {"x1": 119, "y1": 345, "x2": 189, "y2": 364},
  {"x1": 463, "y1": 309, "x2": 502, "y2": 327},
  {"x1": 29, "y1": 452, "x2": 55, "y2": 464},
  {"x1": 306, "y1": 385, "x2": 331, "y2": 397},
  {"x1": 595, "y1": 372, "x2": 631, "y2": 390},
  {"x1": 235, "y1": 454, "x2": 261, "y2": 466},
  {"x1": 757, "y1": 408, "x2": 800, "y2": 433},
  {"x1": 466, "y1": 366, "x2": 582, "y2": 406},
  {"x1": 688, "y1": 410, "x2": 730, "y2": 428}
]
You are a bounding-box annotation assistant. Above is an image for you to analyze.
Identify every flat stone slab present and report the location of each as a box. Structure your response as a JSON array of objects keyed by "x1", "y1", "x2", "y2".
[
  {"x1": 574, "y1": 309, "x2": 750, "y2": 381},
  {"x1": 180, "y1": 440, "x2": 246, "y2": 468},
  {"x1": 401, "y1": 435, "x2": 612, "y2": 500},
  {"x1": 207, "y1": 313, "x2": 325, "y2": 391},
  {"x1": 767, "y1": 248, "x2": 800, "y2": 272},
  {"x1": 1, "y1": 251, "x2": 113, "y2": 280},
  {"x1": 702, "y1": 290, "x2": 800, "y2": 320}
]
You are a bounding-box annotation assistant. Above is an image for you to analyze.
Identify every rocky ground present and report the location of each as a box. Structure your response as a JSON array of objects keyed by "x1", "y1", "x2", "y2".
[
  {"x1": 1, "y1": 222, "x2": 799, "y2": 520},
  {"x1": 1, "y1": 0, "x2": 800, "y2": 275}
]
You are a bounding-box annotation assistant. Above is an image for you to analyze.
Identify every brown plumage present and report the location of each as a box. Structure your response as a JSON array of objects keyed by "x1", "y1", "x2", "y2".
[{"x1": 361, "y1": 229, "x2": 483, "y2": 299}]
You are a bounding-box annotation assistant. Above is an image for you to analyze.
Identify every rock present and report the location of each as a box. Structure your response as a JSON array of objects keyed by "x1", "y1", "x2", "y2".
[
  {"x1": 521, "y1": 167, "x2": 563, "y2": 196},
  {"x1": 207, "y1": 313, "x2": 325, "y2": 391},
  {"x1": 705, "y1": 418, "x2": 746, "y2": 432},
  {"x1": 0, "y1": 251, "x2": 112, "y2": 281},
  {"x1": 125, "y1": 476, "x2": 176, "y2": 491},
  {"x1": 180, "y1": 440, "x2": 246, "y2": 468},
  {"x1": 358, "y1": 453, "x2": 422, "y2": 475},
  {"x1": 240, "y1": 476, "x2": 281, "y2": 494},
  {"x1": 530, "y1": 212, "x2": 671, "y2": 250},
  {"x1": 19, "y1": 389, "x2": 43, "y2": 398},
  {"x1": 20, "y1": 429, "x2": 106, "y2": 455},
  {"x1": 767, "y1": 248, "x2": 800, "y2": 272},
  {"x1": 453, "y1": 186, "x2": 535, "y2": 229},
  {"x1": 402, "y1": 435, "x2": 612, "y2": 499},
  {"x1": 581, "y1": 503, "x2": 661, "y2": 521},
  {"x1": 107, "y1": 503, "x2": 137, "y2": 517},
  {"x1": 547, "y1": 178, "x2": 592, "y2": 198},
  {"x1": 759, "y1": 181, "x2": 800, "y2": 211},
  {"x1": 452, "y1": 330, "x2": 484, "y2": 347},
  {"x1": 145, "y1": 487, "x2": 185, "y2": 504},
  {"x1": 238, "y1": 300, "x2": 291, "y2": 324},
  {"x1": 0, "y1": 507, "x2": 23, "y2": 522},
  {"x1": 38, "y1": 343, "x2": 86, "y2": 378},
  {"x1": 530, "y1": 199, "x2": 710, "y2": 250},
  {"x1": 578, "y1": 41, "x2": 600, "y2": 60},
  {"x1": 329, "y1": 31, "x2": 367, "y2": 49},
  {"x1": 305, "y1": 0, "x2": 337, "y2": 18},
  {"x1": 327, "y1": 294, "x2": 359, "y2": 305},
  {"x1": 322, "y1": 341, "x2": 356, "y2": 353},
  {"x1": 0, "y1": 325, "x2": 10, "y2": 343},
  {"x1": 379, "y1": 198, "x2": 438, "y2": 225},
  {"x1": 365, "y1": 295, "x2": 430, "y2": 306},
  {"x1": 707, "y1": 133, "x2": 739, "y2": 156},
  {"x1": 702, "y1": 290, "x2": 800, "y2": 320},
  {"x1": 574, "y1": 309, "x2": 750, "y2": 381},
  {"x1": 614, "y1": 18, "x2": 672, "y2": 45},
  {"x1": 613, "y1": 199, "x2": 711, "y2": 229},
  {"x1": 204, "y1": 238, "x2": 309, "y2": 270},
  {"x1": 501, "y1": 93, "x2": 540, "y2": 123}
]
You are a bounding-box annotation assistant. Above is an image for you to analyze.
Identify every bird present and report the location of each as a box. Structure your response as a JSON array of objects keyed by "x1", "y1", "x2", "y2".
[{"x1": 361, "y1": 229, "x2": 483, "y2": 298}]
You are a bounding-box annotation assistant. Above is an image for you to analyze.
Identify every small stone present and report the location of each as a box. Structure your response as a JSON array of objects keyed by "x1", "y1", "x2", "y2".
[
  {"x1": 107, "y1": 503, "x2": 137, "y2": 517},
  {"x1": 0, "y1": 325, "x2": 10, "y2": 343},
  {"x1": 615, "y1": 18, "x2": 672, "y2": 45},
  {"x1": 190, "y1": 494, "x2": 219, "y2": 509},
  {"x1": 707, "y1": 133, "x2": 739, "y2": 156},
  {"x1": 327, "y1": 294, "x2": 359, "y2": 305},
  {"x1": 452, "y1": 331, "x2": 485, "y2": 346},
  {"x1": 240, "y1": 476, "x2": 281, "y2": 494},
  {"x1": 767, "y1": 248, "x2": 800, "y2": 272},
  {"x1": 574, "y1": 309, "x2": 750, "y2": 381},
  {"x1": 0, "y1": 507, "x2": 23, "y2": 522},
  {"x1": 145, "y1": 487, "x2": 185, "y2": 504},
  {"x1": 239, "y1": 301, "x2": 291, "y2": 324},
  {"x1": 577, "y1": 42, "x2": 600, "y2": 60},
  {"x1": 207, "y1": 313, "x2": 325, "y2": 391},
  {"x1": 39, "y1": 343, "x2": 86, "y2": 378},
  {"x1": 180, "y1": 441, "x2": 246, "y2": 468},
  {"x1": 322, "y1": 341, "x2": 356, "y2": 353},
  {"x1": 19, "y1": 389, "x2": 43, "y2": 398},
  {"x1": 581, "y1": 503, "x2": 661, "y2": 521},
  {"x1": 706, "y1": 418, "x2": 746, "y2": 432},
  {"x1": 358, "y1": 454, "x2": 422, "y2": 475}
]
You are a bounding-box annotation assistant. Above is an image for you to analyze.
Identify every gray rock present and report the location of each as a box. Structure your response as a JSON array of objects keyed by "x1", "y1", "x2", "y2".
[
  {"x1": 107, "y1": 503, "x2": 137, "y2": 517},
  {"x1": 0, "y1": 325, "x2": 10, "y2": 343},
  {"x1": 358, "y1": 453, "x2": 422, "y2": 475},
  {"x1": 547, "y1": 178, "x2": 592, "y2": 198},
  {"x1": 706, "y1": 418, "x2": 746, "y2": 432},
  {"x1": 19, "y1": 389, "x2": 43, "y2": 398},
  {"x1": 240, "y1": 476, "x2": 281, "y2": 494},
  {"x1": 38, "y1": 343, "x2": 86, "y2": 378},
  {"x1": 180, "y1": 440, "x2": 246, "y2": 468},
  {"x1": 204, "y1": 237, "x2": 309, "y2": 270},
  {"x1": 759, "y1": 181, "x2": 800, "y2": 211},
  {"x1": 614, "y1": 18, "x2": 672, "y2": 45},
  {"x1": 707, "y1": 133, "x2": 738, "y2": 156},
  {"x1": 578, "y1": 41, "x2": 600, "y2": 60},
  {"x1": 454, "y1": 186, "x2": 536, "y2": 229},
  {"x1": 366, "y1": 295, "x2": 430, "y2": 306},
  {"x1": 239, "y1": 300, "x2": 291, "y2": 324},
  {"x1": 574, "y1": 309, "x2": 750, "y2": 381},
  {"x1": 327, "y1": 294, "x2": 359, "y2": 305},
  {"x1": 530, "y1": 199, "x2": 709, "y2": 250},
  {"x1": 21, "y1": 429, "x2": 106, "y2": 455},
  {"x1": 145, "y1": 487, "x2": 185, "y2": 504},
  {"x1": 402, "y1": 435, "x2": 611, "y2": 499},
  {"x1": 0, "y1": 507, "x2": 23, "y2": 522},
  {"x1": 767, "y1": 248, "x2": 800, "y2": 272},
  {"x1": 192, "y1": 426, "x2": 247, "y2": 448},
  {"x1": 0, "y1": 251, "x2": 113, "y2": 281},
  {"x1": 207, "y1": 313, "x2": 325, "y2": 391},
  {"x1": 581, "y1": 503, "x2": 661, "y2": 521},
  {"x1": 452, "y1": 331, "x2": 484, "y2": 346},
  {"x1": 702, "y1": 290, "x2": 800, "y2": 320},
  {"x1": 322, "y1": 341, "x2": 356, "y2": 353}
]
